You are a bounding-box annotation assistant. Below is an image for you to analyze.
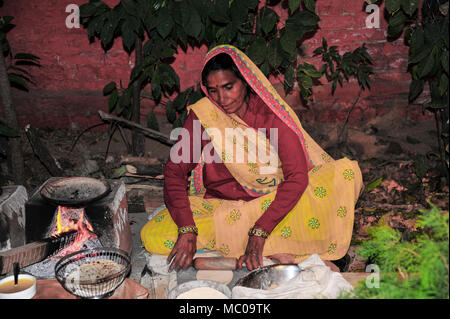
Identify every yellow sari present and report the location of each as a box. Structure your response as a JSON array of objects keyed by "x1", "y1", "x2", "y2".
[{"x1": 141, "y1": 45, "x2": 363, "y2": 262}]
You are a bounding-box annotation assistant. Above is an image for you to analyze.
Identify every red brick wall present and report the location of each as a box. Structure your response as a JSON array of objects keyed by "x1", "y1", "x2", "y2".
[{"x1": 0, "y1": 0, "x2": 432, "y2": 130}]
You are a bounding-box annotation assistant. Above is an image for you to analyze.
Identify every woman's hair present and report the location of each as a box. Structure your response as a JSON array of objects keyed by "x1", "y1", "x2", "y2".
[{"x1": 201, "y1": 53, "x2": 252, "y2": 95}]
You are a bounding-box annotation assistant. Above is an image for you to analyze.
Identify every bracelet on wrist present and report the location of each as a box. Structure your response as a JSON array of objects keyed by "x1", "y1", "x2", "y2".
[
  {"x1": 178, "y1": 225, "x2": 199, "y2": 235},
  {"x1": 248, "y1": 227, "x2": 269, "y2": 239}
]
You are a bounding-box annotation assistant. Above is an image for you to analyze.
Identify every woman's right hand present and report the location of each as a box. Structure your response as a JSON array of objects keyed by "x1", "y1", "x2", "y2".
[{"x1": 167, "y1": 232, "x2": 197, "y2": 272}]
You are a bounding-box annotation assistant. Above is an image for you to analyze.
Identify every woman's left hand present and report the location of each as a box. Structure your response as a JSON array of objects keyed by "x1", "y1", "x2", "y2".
[{"x1": 237, "y1": 235, "x2": 265, "y2": 271}]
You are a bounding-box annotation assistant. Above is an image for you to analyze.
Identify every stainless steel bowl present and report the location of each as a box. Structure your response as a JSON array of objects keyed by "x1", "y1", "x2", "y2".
[{"x1": 234, "y1": 264, "x2": 302, "y2": 290}]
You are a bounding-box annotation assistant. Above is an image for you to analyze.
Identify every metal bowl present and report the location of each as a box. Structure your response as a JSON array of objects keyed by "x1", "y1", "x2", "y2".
[
  {"x1": 40, "y1": 177, "x2": 111, "y2": 207},
  {"x1": 54, "y1": 247, "x2": 131, "y2": 299},
  {"x1": 234, "y1": 264, "x2": 302, "y2": 290}
]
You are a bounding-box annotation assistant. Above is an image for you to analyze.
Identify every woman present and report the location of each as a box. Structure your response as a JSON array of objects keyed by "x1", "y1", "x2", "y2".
[{"x1": 140, "y1": 45, "x2": 363, "y2": 272}]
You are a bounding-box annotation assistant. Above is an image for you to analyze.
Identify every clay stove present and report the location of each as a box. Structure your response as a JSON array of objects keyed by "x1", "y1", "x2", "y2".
[
  {"x1": 7, "y1": 177, "x2": 133, "y2": 278},
  {"x1": 25, "y1": 177, "x2": 132, "y2": 254}
]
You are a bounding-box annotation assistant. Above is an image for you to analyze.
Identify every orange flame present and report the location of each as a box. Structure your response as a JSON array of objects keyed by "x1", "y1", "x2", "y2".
[{"x1": 52, "y1": 206, "x2": 97, "y2": 256}]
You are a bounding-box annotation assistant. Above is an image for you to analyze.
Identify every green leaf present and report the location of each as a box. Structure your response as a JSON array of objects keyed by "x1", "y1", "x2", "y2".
[
  {"x1": 260, "y1": 61, "x2": 270, "y2": 77},
  {"x1": 111, "y1": 165, "x2": 127, "y2": 178},
  {"x1": 8, "y1": 73, "x2": 29, "y2": 91},
  {"x1": 387, "y1": 10, "x2": 406, "y2": 38},
  {"x1": 418, "y1": 47, "x2": 437, "y2": 78},
  {"x1": 166, "y1": 101, "x2": 177, "y2": 123},
  {"x1": 284, "y1": 65, "x2": 294, "y2": 89},
  {"x1": 230, "y1": 0, "x2": 249, "y2": 26},
  {"x1": 14, "y1": 53, "x2": 40, "y2": 61},
  {"x1": 189, "y1": 89, "x2": 203, "y2": 105},
  {"x1": 364, "y1": 177, "x2": 383, "y2": 192},
  {"x1": 211, "y1": 0, "x2": 230, "y2": 23},
  {"x1": 121, "y1": 18, "x2": 137, "y2": 51},
  {"x1": 103, "y1": 81, "x2": 116, "y2": 95},
  {"x1": 409, "y1": 44, "x2": 432, "y2": 65},
  {"x1": 285, "y1": 10, "x2": 319, "y2": 34},
  {"x1": 243, "y1": 0, "x2": 259, "y2": 10},
  {"x1": 280, "y1": 30, "x2": 297, "y2": 56},
  {"x1": 408, "y1": 79, "x2": 424, "y2": 102},
  {"x1": 260, "y1": 8, "x2": 278, "y2": 35},
  {"x1": 288, "y1": 0, "x2": 301, "y2": 13},
  {"x1": 185, "y1": 6, "x2": 202, "y2": 39},
  {"x1": 151, "y1": 74, "x2": 161, "y2": 101},
  {"x1": 298, "y1": 72, "x2": 313, "y2": 89},
  {"x1": 299, "y1": 62, "x2": 322, "y2": 78},
  {"x1": 267, "y1": 39, "x2": 283, "y2": 70},
  {"x1": 401, "y1": 0, "x2": 419, "y2": 16},
  {"x1": 247, "y1": 38, "x2": 267, "y2": 65},
  {"x1": 386, "y1": 0, "x2": 402, "y2": 14},
  {"x1": 409, "y1": 28, "x2": 424, "y2": 58},
  {"x1": 442, "y1": 51, "x2": 449, "y2": 74},
  {"x1": 439, "y1": 73, "x2": 448, "y2": 96},
  {"x1": 147, "y1": 110, "x2": 160, "y2": 131},
  {"x1": 108, "y1": 89, "x2": 118, "y2": 112},
  {"x1": 79, "y1": 3, "x2": 97, "y2": 18},
  {"x1": 173, "y1": 89, "x2": 191, "y2": 111},
  {"x1": 303, "y1": 0, "x2": 316, "y2": 12},
  {"x1": 121, "y1": 0, "x2": 138, "y2": 16},
  {"x1": 156, "y1": 7, "x2": 173, "y2": 39}
]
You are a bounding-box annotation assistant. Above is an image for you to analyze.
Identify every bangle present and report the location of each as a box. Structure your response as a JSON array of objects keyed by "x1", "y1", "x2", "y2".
[
  {"x1": 248, "y1": 227, "x2": 269, "y2": 239},
  {"x1": 178, "y1": 225, "x2": 198, "y2": 235}
]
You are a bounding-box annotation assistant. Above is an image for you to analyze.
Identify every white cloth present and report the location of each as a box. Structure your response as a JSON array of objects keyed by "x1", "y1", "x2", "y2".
[{"x1": 231, "y1": 254, "x2": 354, "y2": 299}]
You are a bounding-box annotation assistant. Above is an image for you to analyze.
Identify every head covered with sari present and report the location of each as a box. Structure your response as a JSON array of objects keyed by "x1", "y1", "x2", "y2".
[{"x1": 189, "y1": 44, "x2": 333, "y2": 196}]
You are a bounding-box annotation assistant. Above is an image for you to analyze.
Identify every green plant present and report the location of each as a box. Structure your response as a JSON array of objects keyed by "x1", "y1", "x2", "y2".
[
  {"x1": 367, "y1": 0, "x2": 449, "y2": 177},
  {"x1": 352, "y1": 202, "x2": 448, "y2": 298},
  {"x1": 1, "y1": 16, "x2": 41, "y2": 92},
  {"x1": 314, "y1": 39, "x2": 374, "y2": 147},
  {"x1": 79, "y1": 0, "x2": 322, "y2": 155}
]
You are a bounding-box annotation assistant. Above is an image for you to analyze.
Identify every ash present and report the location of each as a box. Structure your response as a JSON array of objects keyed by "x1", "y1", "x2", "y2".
[{"x1": 22, "y1": 239, "x2": 102, "y2": 279}]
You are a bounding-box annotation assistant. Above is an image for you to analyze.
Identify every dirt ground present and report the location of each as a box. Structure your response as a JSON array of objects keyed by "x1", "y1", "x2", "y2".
[{"x1": 1, "y1": 110, "x2": 448, "y2": 273}]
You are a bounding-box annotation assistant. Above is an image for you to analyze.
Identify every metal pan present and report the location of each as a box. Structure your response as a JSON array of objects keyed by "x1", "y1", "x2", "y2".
[
  {"x1": 234, "y1": 264, "x2": 302, "y2": 290},
  {"x1": 40, "y1": 177, "x2": 111, "y2": 207}
]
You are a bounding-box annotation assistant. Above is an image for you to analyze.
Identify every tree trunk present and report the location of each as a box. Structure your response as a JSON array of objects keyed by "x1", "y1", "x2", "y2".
[
  {"x1": 0, "y1": 54, "x2": 24, "y2": 185},
  {"x1": 131, "y1": 37, "x2": 145, "y2": 156}
]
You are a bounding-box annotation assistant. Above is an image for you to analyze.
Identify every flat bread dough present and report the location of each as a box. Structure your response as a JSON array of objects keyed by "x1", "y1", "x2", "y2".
[
  {"x1": 196, "y1": 270, "x2": 234, "y2": 285},
  {"x1": 176, "y1": 287, "x2": 228, "y2": 299}
]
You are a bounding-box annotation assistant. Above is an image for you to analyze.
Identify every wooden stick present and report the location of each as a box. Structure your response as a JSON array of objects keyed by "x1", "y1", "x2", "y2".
[
  {"x1": 25, "y1": 124, "x2": 64, "y2": 176},
  {"x1": 98, "y1": 110, "x2": 175, "y2": 146}
]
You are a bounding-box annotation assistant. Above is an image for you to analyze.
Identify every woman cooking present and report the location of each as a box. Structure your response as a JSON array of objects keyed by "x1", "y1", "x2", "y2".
[{"x1": 140, "y1": 44, "x2": 363, "y2": 272}]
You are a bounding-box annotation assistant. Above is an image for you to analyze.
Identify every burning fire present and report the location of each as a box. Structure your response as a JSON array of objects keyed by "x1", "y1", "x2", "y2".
[{"x1": 51, "y1": 206, "x2": 98, "y2": 256}]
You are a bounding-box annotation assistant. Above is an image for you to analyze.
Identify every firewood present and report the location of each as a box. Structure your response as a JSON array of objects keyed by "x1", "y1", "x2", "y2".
[
  {"x1": 125, "y1": 163, "x2": 164, "y2": 176},
  {"x1": 120, "y1": 156, "x2": 160, "y2": 166},
  {"x1": 24, "y1": 125, "x2": 64, "y2": 176},
  {"x1": 98, "y1": 110, "x2": 174, "y2": 146}
]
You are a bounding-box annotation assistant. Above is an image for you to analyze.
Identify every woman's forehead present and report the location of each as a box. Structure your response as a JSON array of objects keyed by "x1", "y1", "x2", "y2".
[{"x1": 206, "y1": 69, "x2": 240, "y2": 86}]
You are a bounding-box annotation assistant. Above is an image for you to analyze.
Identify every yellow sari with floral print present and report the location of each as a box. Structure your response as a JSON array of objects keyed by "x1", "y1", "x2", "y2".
[{"x1": 140, "y1": 45, "x2": 363, "y2": 262}]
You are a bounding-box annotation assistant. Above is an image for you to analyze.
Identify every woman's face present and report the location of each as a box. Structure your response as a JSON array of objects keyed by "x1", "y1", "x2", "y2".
[{"x1": 205, "y1": 69, "x2": 248, "y2": 119}]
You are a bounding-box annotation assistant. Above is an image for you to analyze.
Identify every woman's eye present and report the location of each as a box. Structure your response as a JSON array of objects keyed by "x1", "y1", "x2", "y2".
[{"x1": 225, "y1": 85, "x2": 233, "y2": 90}]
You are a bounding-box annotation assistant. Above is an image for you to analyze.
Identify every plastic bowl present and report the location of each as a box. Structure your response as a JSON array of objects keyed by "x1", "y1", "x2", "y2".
[{"x1": 0, "y1": 274, "x2": 37, "y2": 299}]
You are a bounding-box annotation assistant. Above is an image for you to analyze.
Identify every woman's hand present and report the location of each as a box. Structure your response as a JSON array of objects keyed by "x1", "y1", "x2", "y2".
[
  {"x1": 237, "y1": 235, "x2": 265, "y2": 271},
  {"x1": 167, "y1": 232, "x2": 197, "y2": 272}
]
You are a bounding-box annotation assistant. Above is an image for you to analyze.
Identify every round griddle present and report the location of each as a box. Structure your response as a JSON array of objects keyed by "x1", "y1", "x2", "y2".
[{"x1": 40, "y1": 177, "x2": 111, "y2": 207}]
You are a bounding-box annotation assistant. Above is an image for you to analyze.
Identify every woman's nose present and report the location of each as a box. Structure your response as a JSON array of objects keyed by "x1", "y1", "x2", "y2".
[{"x1": 217, "y1": 90, "x2": 227, "y2": 105}]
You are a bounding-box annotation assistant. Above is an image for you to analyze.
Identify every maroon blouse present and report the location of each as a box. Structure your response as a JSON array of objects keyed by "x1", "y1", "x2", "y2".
[{"x1": 163, "y1": 93, "x2": 309, "y2": 233}]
